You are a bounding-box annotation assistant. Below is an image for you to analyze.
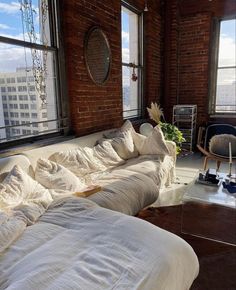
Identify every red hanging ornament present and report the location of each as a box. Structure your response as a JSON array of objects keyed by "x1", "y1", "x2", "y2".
[{"x1": 131, "y1": 66, "x2": 138, "y2": 81}]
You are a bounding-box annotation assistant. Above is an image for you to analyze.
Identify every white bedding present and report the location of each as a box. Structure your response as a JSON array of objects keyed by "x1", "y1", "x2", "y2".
[
  {"x1": 87, "y1": 155, "x2": 175, "y2": 215},
  {"x1": 115, "y1": 155, "x2": 175, "y2": 188},
  {"x1": 88, "y1": 168, "x2": 160, "y2": 215},
  {"x1": 0, "y1": 197, "x2": 199, "y2": 290}
]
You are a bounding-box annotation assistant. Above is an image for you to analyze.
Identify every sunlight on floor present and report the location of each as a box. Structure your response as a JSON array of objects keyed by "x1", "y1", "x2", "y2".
[{"x1": 152, "y1": 152, "x2": 234, "y2": 207}]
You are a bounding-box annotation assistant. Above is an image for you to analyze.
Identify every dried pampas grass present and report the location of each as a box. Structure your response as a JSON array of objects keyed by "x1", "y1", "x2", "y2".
[{"x1": 147, "y1": 102, "x2": 163, "y2": 124}]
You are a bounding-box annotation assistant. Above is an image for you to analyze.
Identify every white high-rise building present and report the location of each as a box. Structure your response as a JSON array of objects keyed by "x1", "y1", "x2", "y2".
[
  {"x1": 216, "y1": 81, "x2": 236, "y2": 113},
  {"x1": 0, "y1": 90, "x2": 6, "y2": 141},
  {"x1": 0, "y1": 67, "x2": 56, "y2": 142}
]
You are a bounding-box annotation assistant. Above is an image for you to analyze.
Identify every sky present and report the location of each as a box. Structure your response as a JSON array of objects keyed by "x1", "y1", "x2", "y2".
[
  {"x1": 218, "y1": 19, "x2": 236, "y2": 85},
  {"x1": 0, "y1": 0, "x2": 47, "y2": 73},
  {"x1": 121, "y1": 10, "x2": 130, "y2": 64},
  {"x1": 0, "y1": 0, "x2": 40, "y2": 40}
]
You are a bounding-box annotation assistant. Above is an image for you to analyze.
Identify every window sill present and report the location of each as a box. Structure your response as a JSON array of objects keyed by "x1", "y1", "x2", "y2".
[
  {"x1": 0, "y1": 134, "x2": 75, "y2": 158},
  {"x1": 210, "y1": 114, "x2": 236, "y2": 119}
]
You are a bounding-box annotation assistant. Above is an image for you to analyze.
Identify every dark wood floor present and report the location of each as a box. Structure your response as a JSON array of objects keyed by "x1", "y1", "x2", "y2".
[{"x1": 137, "y1": 206, "x2": 236, "y2": 290}]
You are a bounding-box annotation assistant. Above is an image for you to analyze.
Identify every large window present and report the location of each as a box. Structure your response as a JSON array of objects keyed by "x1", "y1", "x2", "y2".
[
  {"x1": 121, "y1": 3, "x2": 143, "y2": 119},
  {"x1": 0, "y1": 0, "x2": 65, "y2": 144},
  {"x1": 209, "y1": 18, "x2": 236, "y2": 114}
]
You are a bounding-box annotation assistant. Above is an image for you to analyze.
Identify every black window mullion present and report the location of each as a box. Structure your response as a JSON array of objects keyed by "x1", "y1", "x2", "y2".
[{"x1": 0, "y1": 36, "x2": 56, "y2": 52}]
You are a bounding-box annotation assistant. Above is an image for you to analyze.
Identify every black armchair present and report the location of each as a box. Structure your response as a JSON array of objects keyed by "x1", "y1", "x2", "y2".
[{"x1": 197, "y1": 124, "x2": 236, "y2": 170}]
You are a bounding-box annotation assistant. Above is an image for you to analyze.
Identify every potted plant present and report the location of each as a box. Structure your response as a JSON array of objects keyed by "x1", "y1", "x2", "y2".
[{"x1": 147, "y1": 102, "x2": 185, "y2": 154}]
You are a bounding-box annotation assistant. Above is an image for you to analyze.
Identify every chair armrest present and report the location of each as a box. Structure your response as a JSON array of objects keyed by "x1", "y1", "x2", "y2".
[
  {"x1": 196, "y1": 144, "x2": 211, "y2": 157},
  {"x1": 166, "y1": 141, "x2": 177, "y2": 163}
]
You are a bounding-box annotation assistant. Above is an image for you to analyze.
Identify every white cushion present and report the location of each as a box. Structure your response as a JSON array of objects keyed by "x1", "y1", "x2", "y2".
[
  {"x1": 50, "y1": 147, "x2": 106, "y2": 178},
  {"x1": 23, "y1": 129, "x2": 112, "y2": 170},
  {"x1": 133, "y1": 125, "x2": 170, "y2": 156},
  {"x1": 0, "y1": 165, "x2": 52, "y2": 225},
  {"x1": 103, "y1": 120, "x2": 136, "y2": 138},
  {"x1": 92, "y1": 141, "x2": 125, "y2": 168},
  {"x1": 139, "y1": 123, "x2": 154, "y2": 137},
  {"x1": 35, "y1": 158, "x2": 87, "y2": 191},
  {"x1": 83, "y1": 147, "x2": 108, "y2": 171},
  {"x1": 111, "y1": 130, "x2": 139, "y2": 160},
  {"x1": 121, "y1": 120, "x2": 136, "y2": 135},
  {"x1": 101, "y1": 120, "x2": 138, "y2": 160}
]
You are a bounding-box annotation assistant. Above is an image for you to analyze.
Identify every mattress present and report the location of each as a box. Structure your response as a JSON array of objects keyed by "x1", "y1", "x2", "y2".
[{"x1": 0, "y1": 197, "x2": 199, "y2": 290}]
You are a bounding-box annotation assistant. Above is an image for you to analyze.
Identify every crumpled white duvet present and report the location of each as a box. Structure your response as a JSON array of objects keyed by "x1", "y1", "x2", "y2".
[
  {"x1": 88, "y1": 168, "x2": 160, "y2": 215},
  {"x1": 116, "y1": 155, "x2": 175, "y2": 188},
  {"x1": 87, "y1": 154, "x2": 175, "y2": 215},
  {"x1": 0, "y1": 211, "x2": 26, "y2": 254},
  {"x1": 0, "y1": 197, "x2": 199, "y2": 290}
]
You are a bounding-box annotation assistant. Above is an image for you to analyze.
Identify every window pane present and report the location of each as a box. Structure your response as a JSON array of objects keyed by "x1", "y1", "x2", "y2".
[
  {"x1": 0, "y1": 0, "x2": 51, "y2": 46},
  {"x1": 122, "y1": 66, "x2": 139, "y2": 118},
  {"x1": 216, "y1": 68, "x2": 236, "y2": 113},
  {"x1": 0, "y1": 44, "x2": 58, "y2": 143},
  {"x1": 218, "y1": 19, "x2": 236, "y2": 67},
  {"x1": 122, "y1": 7, "x2": 138, "y2": 64}
]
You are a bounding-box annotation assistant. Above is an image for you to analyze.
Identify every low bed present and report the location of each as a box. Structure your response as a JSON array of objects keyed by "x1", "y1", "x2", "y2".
[
  {"x1": 0, "y1": 197, "x2": 198, "y2": 290},
  {"x1": 0, "y1": 125, "x2": 199, "y2": 289}
]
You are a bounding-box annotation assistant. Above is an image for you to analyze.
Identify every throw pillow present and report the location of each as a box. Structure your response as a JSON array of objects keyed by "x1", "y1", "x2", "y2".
[
  {"x1": 0, "y1": 165, "x2": 52, "y2": 225},
  {"x1": 111, "y1": 130, "x2": 139, "y2": 160},
  {"x1": 101, "y1": 120, "x2": 138, "y2": 160},
  {"x1": 103, "y1": 120, "x2": 136, "y2": 139},
  {"x1": 35, "y1": 158, "x2": 87, "y2": 191},
  {"x1": 83, "y1": 147, "x2": 108, "y2": 171},
  {"x1": 209, "y1": 134, "x2": 236, "y2": 157},
  {"x1": 93, "y1": 140, "x2": 125, "y2": 168},
  {"x1": 50, "y1": 147, "x2": 106, "y2": 178},
  {"x1": 121, "y1": 120, "x2": 136, "y2": 136},
  {"x1": 133, "y1": 125, "x2": 170, "y2": 156}
]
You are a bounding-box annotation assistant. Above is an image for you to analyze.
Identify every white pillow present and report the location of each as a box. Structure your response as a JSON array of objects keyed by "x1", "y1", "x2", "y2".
[
  {"x1": 103, "y1": 120, "x2": 136, "y2": 139},
  {"x1": 0, "y1": 165, "x2": 52, "y2": 225},
  {"x1": 83, "y1": 147, "x2": 108, "y2": 171},
  {"x1": 121, "y1": 120, "x2": 136, "y2": 136},
  {"x1": 35, "y1": 158, "x2": 87, "y2": 191},
  {"x1": 93, "y1": 140, "x2": 125, "y2": 168},
  {"x1": 50, "y1": 147, "x2": 106, "y2": 178},
  {"x1": 101, "y1": 120, "x2": 138, "y2": 160},
  {"x1": 133, "y1": 125, "x2": 170, "y2": 156},
  {"x1": 111, "y1": 130, "x2": 139, "y2": 160}
]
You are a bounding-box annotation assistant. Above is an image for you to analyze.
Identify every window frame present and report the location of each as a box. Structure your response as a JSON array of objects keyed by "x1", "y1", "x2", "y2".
[
  {"x1": 209, "y1": 16, "x2": 236, "y2": 116},
  {"x1": 0, "y1": 0, "x2": 68, "y2": 149},
  {"x1": 121, "y1": 1, "x2": 144, "y2": 120}
]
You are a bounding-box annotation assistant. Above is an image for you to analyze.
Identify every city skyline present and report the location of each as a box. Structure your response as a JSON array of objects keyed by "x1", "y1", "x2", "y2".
[{"x1": 0, "y1": 67, "x2": 57, "y2": 142}]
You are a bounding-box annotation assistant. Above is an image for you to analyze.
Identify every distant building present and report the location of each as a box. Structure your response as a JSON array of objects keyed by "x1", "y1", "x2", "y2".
[
  {"x1": 216, "y1": 82, "x2": 236, "y2": 113},
  {"x1": 0, "y1": 90, "x2": 6, "y2": 141},
  {"x1": 0, "y1": 67, "x2": 56, "y2": 142}
]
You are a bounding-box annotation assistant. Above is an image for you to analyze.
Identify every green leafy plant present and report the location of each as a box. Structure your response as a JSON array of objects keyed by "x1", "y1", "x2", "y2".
[
  {"x1": 147, "y1": 102, "x2": 185, "y2": 154},
  {"x1": 159, "y1": 122, "x2": 185, "y2": 154}
]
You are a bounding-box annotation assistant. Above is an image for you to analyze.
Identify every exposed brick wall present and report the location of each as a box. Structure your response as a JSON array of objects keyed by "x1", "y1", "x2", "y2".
[
  {"x1": 60, "y1": 0, "x2": 122, "y2": 136},
  {"x1": 162, "y1": 0, "x2": 179, "y2": 123},
  {"x1": 60, "y1": 0, "x2": 162, "y2": 136},
  {"x1": 178, "y1": 12, "x2": 211, "y2": 125},
  {"x1": 145, "y1": 1, "x2": 163, "y2": 111},
  {"x1": 163, "y1": 0, "x2": 236, "y2": 127}
]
